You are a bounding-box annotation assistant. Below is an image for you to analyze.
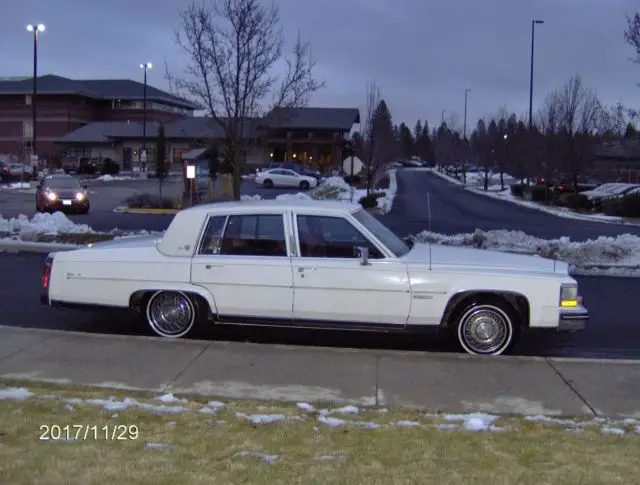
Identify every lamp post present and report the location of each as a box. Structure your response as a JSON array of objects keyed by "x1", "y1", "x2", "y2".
[
  {"x1": 26, "y1": 23, "x2": 45, "y2": 173},
  {"x1": 463, "y1": 88, "x2": 471, "y2": 140},
  {"x1": 528, "y1": 20, "x2": 544, "y2": 131},
  {"x1": 140, "y1": 62, "x2": 152, "y2": 172},
  {"x1": 441, "y1": 110, "x2": 446, "y2": 126}
]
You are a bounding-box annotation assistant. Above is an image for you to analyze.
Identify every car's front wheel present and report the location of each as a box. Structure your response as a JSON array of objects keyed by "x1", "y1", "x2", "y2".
[
  {"x1": 299, "y1": 180, "x2": 310, "y2": 190},
  {"x1": 454, "y1": 302, "x2": 517, "y2": 355},
  {"x1": 263, "y1": 179, "x2": 273, "y2": 188},
  {"x1": 145, "y1": 290, "x2": 197, "y2": 338}
]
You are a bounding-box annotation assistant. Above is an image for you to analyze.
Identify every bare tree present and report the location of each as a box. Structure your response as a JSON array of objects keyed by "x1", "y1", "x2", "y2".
[
  {"x1": 172, "y1": 0, "x2": 324, "y2": 199},
  {"x1": 625, "y1": 12, "x2": 640, "y2": 70},
  {"x1": 362, "y1": 80, "x2": 381, "y2": 195}
]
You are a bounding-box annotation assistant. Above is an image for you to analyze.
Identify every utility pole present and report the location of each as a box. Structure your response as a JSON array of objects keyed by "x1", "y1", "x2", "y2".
[{"x1": 529, "y1": 20, "x2": 544, "y2": 131}]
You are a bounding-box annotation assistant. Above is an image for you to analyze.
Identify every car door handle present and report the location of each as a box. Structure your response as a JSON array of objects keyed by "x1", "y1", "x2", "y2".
[
  {"x1": 298, "y1": 266, "x2": 316, "y2": 272},
  {"x1": 205, "y1": 264, "x2": 223, "y2": 270}
]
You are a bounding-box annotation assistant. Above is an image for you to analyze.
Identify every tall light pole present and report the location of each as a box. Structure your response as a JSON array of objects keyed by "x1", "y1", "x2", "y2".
[
  {"x1": 463, "y1": 88, "x2": 471, "y2": 140},
  {"x1": 26, "y1": 23, "x2": 45, "y2": 172},
  {"x1": 140, "y1": 62, "x2": 152, "y2": 172},
  {"x1": 441, "y1": 110, "x2": 446, "y2": 126},
  {"x1": 529, "y1": 20, "x2": 544, "y2": 131}
]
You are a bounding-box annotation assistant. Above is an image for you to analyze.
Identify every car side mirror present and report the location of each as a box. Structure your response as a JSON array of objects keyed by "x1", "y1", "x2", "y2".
[{"x1": 357, "y1": 246, "x2": 371, "y2": 266}]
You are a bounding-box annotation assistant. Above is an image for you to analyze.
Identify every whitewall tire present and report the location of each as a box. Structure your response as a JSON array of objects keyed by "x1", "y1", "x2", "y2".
[
  {"x1": 145, "y1": 291, "x2": 196, "y2": 338},
  {"x1": 456, "y1": 304, "x2": 516, "y2": 355}
]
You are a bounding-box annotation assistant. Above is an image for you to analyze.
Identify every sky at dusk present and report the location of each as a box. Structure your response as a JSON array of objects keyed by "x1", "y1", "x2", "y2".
[{"x1": 2, "y1": 0, "x2": 639, "y2": 133}]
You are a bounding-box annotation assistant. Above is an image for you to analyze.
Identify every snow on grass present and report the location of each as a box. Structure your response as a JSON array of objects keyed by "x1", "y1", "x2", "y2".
[
  {"x1": 0, "y1": 212, "x2": 93, "y2": 236},
  {"x1": 413, "y1": 228, "x2": 640, "y2": 276},
  {"x1": 95, "y1": 175, "x2": 136, "y2": 182},
  {"x1": 0, "y1": 387, "x2": 35, "y2": 400},
  {"x1": 0, "y1": 182, "x2": 32, "y2": 190}
]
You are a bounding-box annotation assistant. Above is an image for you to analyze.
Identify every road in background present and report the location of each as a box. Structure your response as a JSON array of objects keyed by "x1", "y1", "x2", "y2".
[
  {"x1": 380, "y1": 169, "x2": 640, "y2": 241},
  {"x1": 2, "y1": 252, "x2": 638, "y2": 360}
]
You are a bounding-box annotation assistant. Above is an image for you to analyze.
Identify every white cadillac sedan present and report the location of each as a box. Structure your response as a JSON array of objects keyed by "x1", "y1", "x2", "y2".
[
  {"x1": 41, "y1": 200, "x2": 588, "y2": 355},
  {"x1": 255, "y1": 168, "x2": 318, "y2": 189}
]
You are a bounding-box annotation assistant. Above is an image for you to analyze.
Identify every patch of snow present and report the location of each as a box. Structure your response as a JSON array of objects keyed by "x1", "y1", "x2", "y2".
[
  {"x1": 297, "y1": 402, "x2": 315, "y2": 412},
  {"x1": 332, "y1": 405, "x2": 359, "y2": 415},
  {"x1": 64, "y1": 398, "x2": 83, "y2": 404},
  {"x1": 350, "y1": 421, "x2": 382, "y2": 429},
  {"x1": 236, "y1": 451, "x2": 279, "y2": 463},
  {"x1": 395, "y1": 420, "x2": 421, "y2": 428},
  {"x1": 275, "y1": 192, "x2": 313, "y2": 201},
  {"x1": 318, "y1": 415, "x2": 345, "y2": 428},
  {"x1": 0, "y1": 212, "x2": 93, "y2": 237},
  {"x1": 0, "y1": 387, "x2": 35, "y2": 400},
  {"x1": 444, "y1": 412, "x2": 501, "y2": 432},
  {"x1": 435, "y1": 423, "x2": 460, "y2": 431},
  {"x1": 375, "y1": 408, "x2": 389, "y2": 414},
  {"x1": 316, "y1": 455, "x2": 343, "y2": 461},
  {"x1": 64, "y1": 404, "x2": 74, "y2": 412},
  {"x1": 377, "y1": 169, "x2": 398, "y2": 214},
  {"x1": 146, "y1": 442, "x2": 172, "y2": 450},
  {"x1": 240, "y1": 194, "x2": 262, "y2": 201},
  {"x1": 413, "y1": 228, "x2": 640, "y2": 276},
  {"x1": 601, "y1": 426, "x2": 625, "y2": 435},
  {"x1": 96, "y1": 175, "x2": 135, "y2": 182},
  {"x1": 198, "y1": 407, "x2": 217, "y2": 414},
  {"x1": 235, "y1": 412, "x2": 298, "y2": 424},
  {"x1": 167, "y1": 421, "x2": 177, "y2": 427},
  {"x1": 1, "y1": 182, "x2": 31, "y2": 189},
  {"x1": 83, "y1": 396, "x2": 186, "y2": 414},
  {"x1": 155, "y1": 393, "x2": 187, "y2": 404},
  {"x1": 207, "y1": 400, "x2": 225, "y2": 409}
]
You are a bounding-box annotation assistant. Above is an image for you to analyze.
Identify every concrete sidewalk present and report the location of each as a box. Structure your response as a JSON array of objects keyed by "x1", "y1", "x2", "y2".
[{"x1": 1, "y1": 325, "x2": 639, "y2": 418}]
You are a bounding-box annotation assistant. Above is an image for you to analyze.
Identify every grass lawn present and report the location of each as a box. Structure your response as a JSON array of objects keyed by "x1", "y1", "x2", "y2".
[{"x1": 0, "y1": 380, "x2": 638, "y2": 485}]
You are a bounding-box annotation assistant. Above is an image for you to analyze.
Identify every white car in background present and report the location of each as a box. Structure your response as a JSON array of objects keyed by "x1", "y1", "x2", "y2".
[
  {"x1": 41, "y1": 199, "x2": 588, "y2": 356},
  {"x1": 255, "y1": 168, "x2": 317, "y2": 190},
  {"x1": 580, "y1": 183, "x2": 640, "y2": 202}
]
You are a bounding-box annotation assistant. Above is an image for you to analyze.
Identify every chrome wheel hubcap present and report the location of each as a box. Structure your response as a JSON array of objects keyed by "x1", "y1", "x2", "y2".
[
  {"x1": 148, "y1": 292, "x2": 194, "y2": 337},
  {"x1": 461, "y1": 308, "x2": 510, "y2": 354}
]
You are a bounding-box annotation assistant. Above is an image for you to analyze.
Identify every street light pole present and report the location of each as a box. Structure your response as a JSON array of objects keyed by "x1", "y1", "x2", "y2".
[
  {"x1": 528, "y1": 20, "x2": 544, "y2": 131},
  {"x1": 140, "y1": 62, "x2": 152, "y2": 172},
  {"x1": 26, "y1": 23, "x2": 45, "y2": 173},
  {"x1": 463, "y1": 88, "x2": 471, "y2": 140}
]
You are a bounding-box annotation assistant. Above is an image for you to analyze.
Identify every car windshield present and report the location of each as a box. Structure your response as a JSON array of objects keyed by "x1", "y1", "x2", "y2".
[
  {"x1": 47, "y1": 178, "x2": 81, "y2": 189},
  {"x1": 352, "y1": 209, "x2": 410, "y2": 258}
]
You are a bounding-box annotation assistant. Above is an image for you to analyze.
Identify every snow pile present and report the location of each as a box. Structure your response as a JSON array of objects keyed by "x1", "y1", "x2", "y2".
[
  {"x1": 0, "y1": 182, "x2": 31, "y2": 190},
  {"x1": 378, "y1": 169, "x2": 398, "y2": 214},
  {"x1": 0, "y1": 212, "x2": 94, "y2": 239},
  {"x1": 276, "y1": 192, "x2": 313, "y2": 201},
  {"x1": 240, "y1": 194, "x2": 262, "y2": 201},
  {"x1": 413, "y1": 228, "x2": 640, "y2": 274},
  {"x1": 96, "y1": 174, "x2": 135, "y2": 182}
]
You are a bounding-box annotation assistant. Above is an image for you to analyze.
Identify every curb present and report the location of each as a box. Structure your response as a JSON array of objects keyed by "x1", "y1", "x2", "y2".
[
  {"x1": 113, "y1": 206, "x2": 180, "y2": 215},
  {"x1": 0, "y1": 240, "x2": 82, "y2": 254}
]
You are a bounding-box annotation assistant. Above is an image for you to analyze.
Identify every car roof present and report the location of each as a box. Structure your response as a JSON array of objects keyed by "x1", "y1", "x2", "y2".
[{"x1": 181, "y1": 198, "x2": 362, "y2": 215}]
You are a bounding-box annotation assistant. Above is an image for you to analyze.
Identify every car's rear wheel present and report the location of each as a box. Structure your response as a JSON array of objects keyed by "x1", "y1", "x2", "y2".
[
  {"x1": 263, "y1": 179, "x2": 273, "y2": 188},
  {"x1": 454, "y1": 302, "x2": 517, "y2": 355},
  {"x1": 145, "y1": 290, "x2": 197, "y2": 338},
  {"x1": 299, "y1": 180, "x2": 310, "y2": 190}
]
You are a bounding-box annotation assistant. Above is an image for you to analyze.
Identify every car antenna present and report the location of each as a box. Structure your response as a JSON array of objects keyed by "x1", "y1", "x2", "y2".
[{"x1": 427, "y1": 192, "x2": 432, "y2": 270}]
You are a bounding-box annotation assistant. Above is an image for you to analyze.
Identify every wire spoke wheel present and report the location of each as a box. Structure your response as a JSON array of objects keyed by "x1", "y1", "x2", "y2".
[
  {"x1": 146, "y1": 291, "x2": 195, "y2": 338},
  {"x1": 457, "y1": 304, "x2": 513, "y2": 355}
]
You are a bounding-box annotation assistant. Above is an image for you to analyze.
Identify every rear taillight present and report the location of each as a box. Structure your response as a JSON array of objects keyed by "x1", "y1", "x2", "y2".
[{"x1": 42, "y1": 256, "x2": 53, "y2": 289}]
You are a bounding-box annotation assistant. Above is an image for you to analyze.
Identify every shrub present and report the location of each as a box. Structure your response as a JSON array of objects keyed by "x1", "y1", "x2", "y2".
[
  {"x1": 376, "y1": 174, "x2": 390, "y2": 190},
  {"x1": 565, "y1": 193, "x2": 593, "y2": 211},
  {"x1": 530, "y1": 184, "x2": 552, "y2": 202},
  {"x1": 343, "y1": 174, "x2": 361, "y2": 186},
  {"x1": 359, "y1": 194, "x2": 378, "y2": 208},
  {"x1": 125, "y1": 193, "x2": 180, "y2": 209},
  {"x1": 510, "y1": 184, "x2": 525, "y2": 198},
  {"x1": 615, "y1": 193, "x2": 640, "y2": 218},
  {"x1": 102, "y1": 158, "x2": 120, "y2": 175}
]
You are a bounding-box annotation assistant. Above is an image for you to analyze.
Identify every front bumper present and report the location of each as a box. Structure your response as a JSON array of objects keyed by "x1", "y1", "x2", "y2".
[
  {"x1": 557, "y1": 305, "x2": 589, "y2": 332},
  {"x1": 42, "y1": 199, "x2": 89, "y2": 211}
]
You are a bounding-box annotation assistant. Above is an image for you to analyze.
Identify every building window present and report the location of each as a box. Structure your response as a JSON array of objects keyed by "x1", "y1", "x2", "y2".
[
  {"x1": 25, "y1": 95, "x2": 32, "y2": 106},
  {"x1": 172, "y1": 148, "x2": 190, "y2": 162},
  {"x1": 23, "y1": 120, "x2": 33, "y2": 139}
]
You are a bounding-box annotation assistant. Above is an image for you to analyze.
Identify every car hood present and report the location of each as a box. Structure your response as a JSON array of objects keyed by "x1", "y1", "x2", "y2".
[
  {"x1": 402, "y1": 242, "x2": 565, "y2": 274},
  {"x1": 87, "y1": 234, "x2": 163, "y2": 250}
]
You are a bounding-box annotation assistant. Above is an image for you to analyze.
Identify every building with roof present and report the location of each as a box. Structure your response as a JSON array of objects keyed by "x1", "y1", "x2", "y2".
[
  {"x1": 0, "y1": 74, "x2": 199, "y2": 164},
  {"x1": 0, "y1": 74, "x2": 360, "y2": 172},
  {"x1": 593, "y1": 138, "x2": 640, "y2": 183}
]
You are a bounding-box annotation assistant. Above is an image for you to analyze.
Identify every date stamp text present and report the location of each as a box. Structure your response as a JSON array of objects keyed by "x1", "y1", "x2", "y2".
[{"x1": 39, "y1": 424, "x2": 139, "y2": 441}]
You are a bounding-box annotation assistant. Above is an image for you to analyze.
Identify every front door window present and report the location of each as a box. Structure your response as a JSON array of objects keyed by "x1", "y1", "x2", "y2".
[{"x1": 296, "y1": 215, "x2": 383, "y2": 259}]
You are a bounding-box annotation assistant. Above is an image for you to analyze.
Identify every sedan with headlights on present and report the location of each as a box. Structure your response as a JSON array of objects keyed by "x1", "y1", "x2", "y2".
[{"x1": 36, "y1": 174, "x2": 90, "y2": 214}]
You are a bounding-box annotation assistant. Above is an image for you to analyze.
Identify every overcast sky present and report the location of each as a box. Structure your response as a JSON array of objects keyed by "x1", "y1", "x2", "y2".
[{"x1": 2, "y1": 0, "x2": 639, "y2": 133}]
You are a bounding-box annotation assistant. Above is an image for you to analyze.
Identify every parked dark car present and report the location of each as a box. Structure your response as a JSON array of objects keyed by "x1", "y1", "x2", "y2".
[{"x1": 36, "y1": 174, "x2": 90, "y2": 214}]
